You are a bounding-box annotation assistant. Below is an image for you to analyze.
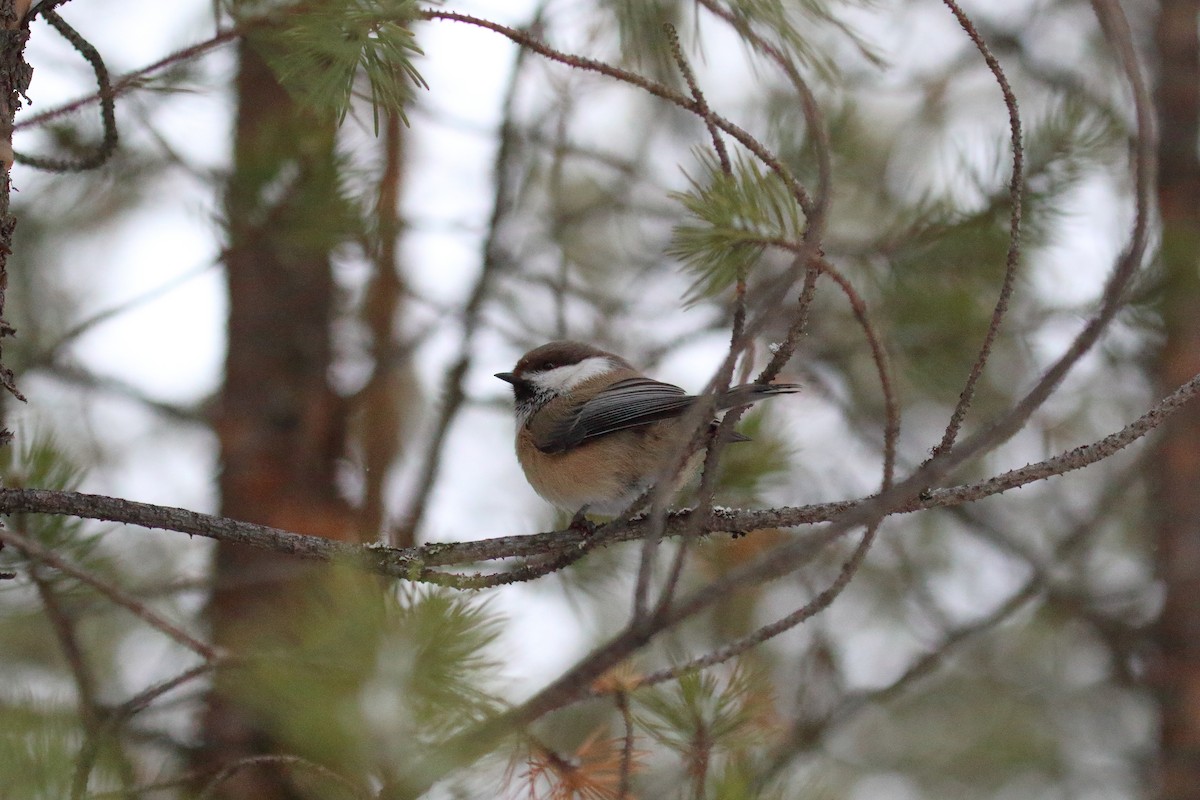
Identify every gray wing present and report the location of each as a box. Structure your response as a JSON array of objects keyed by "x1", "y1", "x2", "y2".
[{"x1": 534, "y1": 377, "x2": 696, "y2": 453}]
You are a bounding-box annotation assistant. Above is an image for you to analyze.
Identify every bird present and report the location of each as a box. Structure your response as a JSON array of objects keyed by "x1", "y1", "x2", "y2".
[{"x1": 495, "y1": 340, "x2": 800, "y2": 520}]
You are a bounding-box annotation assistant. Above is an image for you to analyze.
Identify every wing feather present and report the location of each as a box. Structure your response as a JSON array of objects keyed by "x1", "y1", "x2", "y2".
[{"x1": 533, "y1": 377, "x2": 695, "y2": 453}]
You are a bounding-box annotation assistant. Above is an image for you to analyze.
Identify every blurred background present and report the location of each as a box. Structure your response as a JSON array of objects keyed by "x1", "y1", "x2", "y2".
[{"x1": 0, "y1": 0, "x2": 1190, "y2": 798}]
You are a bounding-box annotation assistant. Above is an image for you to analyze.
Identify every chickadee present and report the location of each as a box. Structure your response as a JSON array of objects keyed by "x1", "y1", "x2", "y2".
[{"x1": 495, "y1": 340, "x2": 800, "y2": 517}]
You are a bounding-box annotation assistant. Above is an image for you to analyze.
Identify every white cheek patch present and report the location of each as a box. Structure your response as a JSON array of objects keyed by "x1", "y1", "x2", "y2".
[{"x1": 530, "y1": 356, "x2": 615, "y2": 394}]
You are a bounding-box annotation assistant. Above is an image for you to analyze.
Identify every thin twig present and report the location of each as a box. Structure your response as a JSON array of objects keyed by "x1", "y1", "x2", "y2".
[
  {"x1": 628, "y1": 522, "x2": 878, "y2": 690},
  {"x1": 0, "y1": 527, "x2": 217, "y2": 660},
  {"x1": 760, "y1": 493, "x2": 1109, "y2": 782},
  {"x1": 663, "y1": 19, "x2": 733, "y2": 394},
  {"x1": 928, "y1": 0, "x2": 1025, "y2": 460},
  {"x1": 925, "y1": 0, "x2": 1154, "y2": 477},
  {"x1": 71, "y1": 661, "x2": 221, "y2": 797},
  {"x1": 632, "y1": 267, "x2": 828, "y2": 626},
  {"x1": 694, "y1": 0, "x2": 830, "y2": 224},
  {"x1": 196, "y1": 754, "x2": 370, "y2": 800},
  {"x1": 421, "y1": 9, "x2": 813, "y2": 218},
  {"x1": 15, "y1": 28, "x2": 240, "y2": 131},
  {"x1": 29, "y1": 563, "x2": 102, "y2": 727},
  {"x1": 664, "y1": 22, "x2": 729, "y2": 174},
  {"x1": 24, "y1": 0, "x2": 72, "y2": 23},
  {"x1": 654, "y1": 260, "x2": 826, "y2": 619},
  {"x1": 616, "y1": 691, "x2": 635, "y2": 800},
  {"x1": 26, "y1": 564, "x2": 138, "y2": 798},
  {"x1": 756, "y1": 264, "x2": 820, "y2": 384},
  {"x1": 395, "y1": 10, "x2": 539, "y2": 542},
  {"x1": 15, "y1": 8, "x2": 118, "y2": 170},
  {"x1": 30, "y1": 257, "x2": 217, "y2": 365},
  {"x1": 34, "y1": 362, "x2": 204, "y2": 424},
  {"x1": 419, "y1": 542, "x2": 601, "y2": 590},
  {"x1": 814, "y1": 257, "x2": 899, "y2": 489},
  {"x1": 633, "y1": 394, "x2": 720, "y2": 624}
]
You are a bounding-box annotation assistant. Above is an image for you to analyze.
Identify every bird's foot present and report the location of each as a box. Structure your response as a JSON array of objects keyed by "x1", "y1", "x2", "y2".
[{"x1": 568, "y1": 507, "x2": 597, "y2": 536}]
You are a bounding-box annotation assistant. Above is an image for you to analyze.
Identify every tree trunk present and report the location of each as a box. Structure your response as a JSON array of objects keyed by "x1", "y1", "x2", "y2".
[
  {"x1": 0, "y1": 0, "x2": 32, "y2": 407},
  {"x1": 1151, "y1": 1, "x2": 1200, "y2": 798},
  {"x1": 191, "y1": 37, "x2": 367, "y2": 800}
]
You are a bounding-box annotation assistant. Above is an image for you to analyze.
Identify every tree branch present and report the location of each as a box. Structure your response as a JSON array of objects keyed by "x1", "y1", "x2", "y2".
[
  {"x1": 928, "y1": 0, "x2": 1025, "y2": 459},
  {"x1": 420, "y1": 9, "x2": 812, "y2": 223},
  {"x1": 0, "y1": 368, "x2": 1193, "y2": 584},
  {"x1": 0, "y1": 526, "x2": 218, "y2": 660}
]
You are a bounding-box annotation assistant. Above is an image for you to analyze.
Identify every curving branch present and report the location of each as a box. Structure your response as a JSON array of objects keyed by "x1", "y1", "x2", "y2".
[
  {"x1": 15, "y1": 6, "x2": 118, "y2": 171},
  {"x1": 928, "y1": 0, "x2": 1025, "y2": 459},
  {"x1": 664, "y1": 22, "x2": 729, "y2": 175},
  {"x1": 694, "y1": 0, "x2": 829, "y2": 225},
  {"x1": 760, "y1": 486, "x2": 1113, "y2": 785},
  {"x1": 15, "y1": 27, "x2": 239, "y2": 132},
  {"x1": 0, "y1": 368, "x2": 1193, "y2": 587},
  {"x1": 420, "y1": 9, "x2": 813, "y2": 221}
]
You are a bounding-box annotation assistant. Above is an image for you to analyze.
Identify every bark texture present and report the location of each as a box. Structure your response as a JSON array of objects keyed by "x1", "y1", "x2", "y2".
[
  {"x1": 0, "y1": 0, "x2": 32, "y2": 406},
  {"x1": 1152, "y1": 1, "x2": 1200, "y2": 798},
  {"x1": 192, "y1": 38, "x2": 367, "y2": 800}
]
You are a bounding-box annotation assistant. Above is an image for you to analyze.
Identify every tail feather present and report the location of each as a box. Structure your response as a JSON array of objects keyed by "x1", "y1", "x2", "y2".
[{"x1": 718, "y1": 382, "x2": 801, "y2": 410}]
